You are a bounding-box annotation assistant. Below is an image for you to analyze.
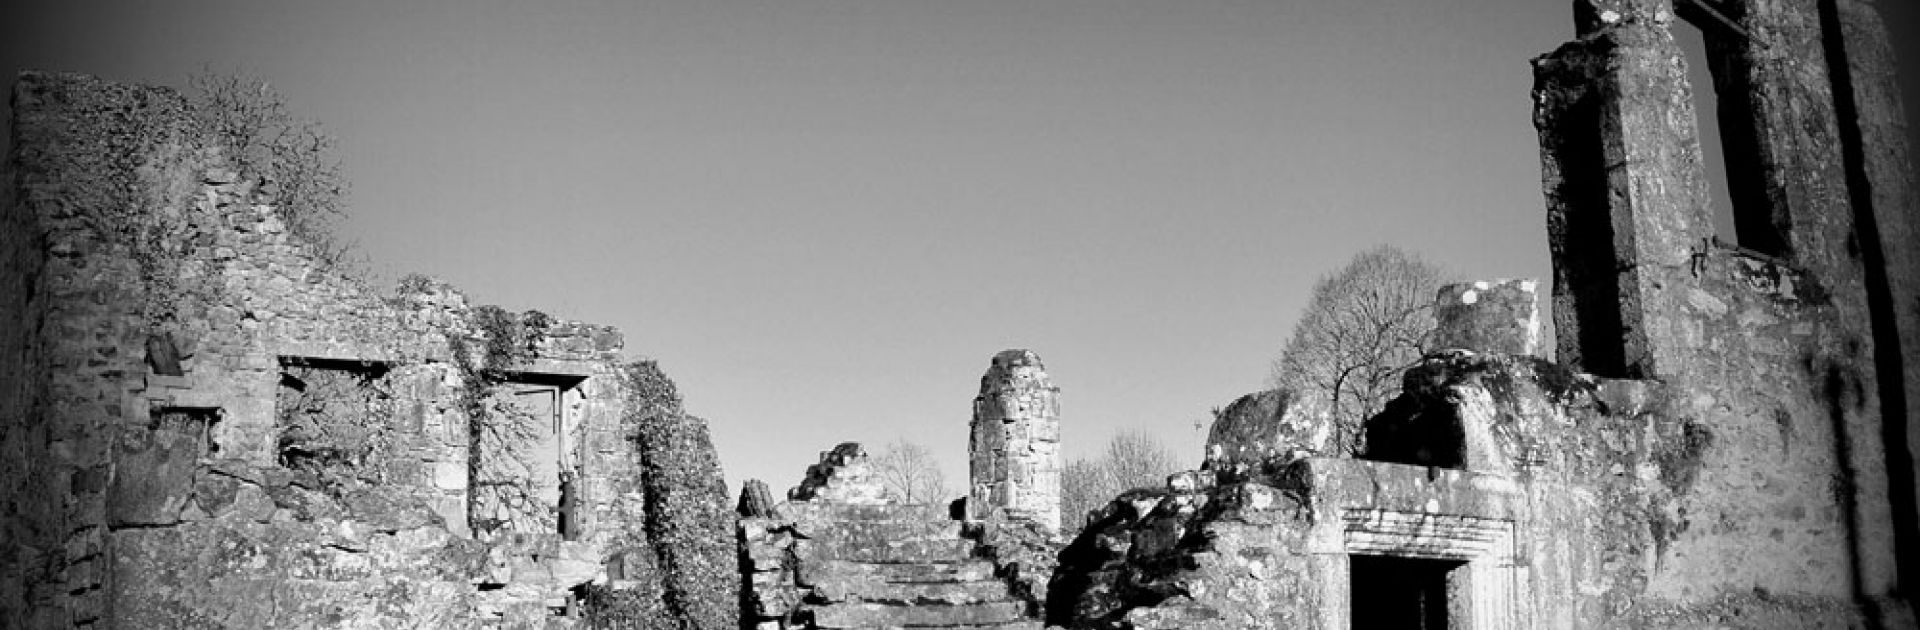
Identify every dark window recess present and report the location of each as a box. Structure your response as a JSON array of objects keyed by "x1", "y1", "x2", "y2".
[
  {"x1": 1351, "y1": 555, "x2": 1464, "y2": 630},
  {"x1": 1361, "y1": 396, "x2": 1467, "y2": 469},
  {"x1": 1675, "y1": 2, "x2": 1788, "y2": 256}
]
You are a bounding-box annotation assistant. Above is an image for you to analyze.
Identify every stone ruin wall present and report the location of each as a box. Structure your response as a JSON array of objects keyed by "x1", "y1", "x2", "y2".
[
  {"x1": 1044, "y1": 2, "x2": 1920, "y2": 624},
  {"x1": 0, "y1": 71, "x2": 734, "y2": 629},
  {"x1": 737, "y1": 353, "x2": 1070, "y2": 629},
  {"x1": 1537, "y1": 0, "x2": 1918, "y2": 613},
  {"x1": 969, "y1": 349, "x2": 1062, "y2": 532},
  {"x1": 1048, "y1": 276, "x2": 1918, "y2": 628}
]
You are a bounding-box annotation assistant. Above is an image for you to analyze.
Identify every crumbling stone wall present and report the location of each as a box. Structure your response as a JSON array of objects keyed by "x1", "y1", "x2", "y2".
[
  {"x1": 968, "y1": 349, "x2": 1063, "y2": 532},
  {"x1": 786, "y1": 442, "x2": 887, "y2": 505},
  {"x1": 0, "y1": 71, "x2": 734, "y2": 629},
  {"x1": 1537, "y1": 0, "x2": 1914, "y2": 619},
  {"x1": 1048, "y1": 273, "x2": 1915, "y2": 628},
  {"x1": 739, "y1": 440, "x2": 1049, "y2": 630}
]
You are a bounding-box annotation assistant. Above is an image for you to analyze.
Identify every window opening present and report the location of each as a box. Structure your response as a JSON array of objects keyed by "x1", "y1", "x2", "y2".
[{"x1": 1675, "y1": 1, "x2": 1786, "y2": 256}]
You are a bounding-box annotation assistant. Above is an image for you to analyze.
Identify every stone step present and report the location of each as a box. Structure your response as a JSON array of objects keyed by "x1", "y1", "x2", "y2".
[
  {"x1": 804, "y1": 560, "x2": 997, "y2": 585},
  {"x1": 808, "y1": 600, "x2": 1030, "y2": 628},
  {"x1": 813, "y1": 578, "x2": 1014, "y2": 605},
  {"x1": 819, "y1": 539, "x2": 978, "y2": 564},
  {"x1": 790, "y1": 518, "x2": 965, "y2": 546},
  {"x1": 781, "y1": 502, "x2": 953, "y2": 523}
]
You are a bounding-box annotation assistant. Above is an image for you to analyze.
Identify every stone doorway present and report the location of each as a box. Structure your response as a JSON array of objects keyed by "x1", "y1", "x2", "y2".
[
  {"x1": 1351, "y1": 554, "x2": 1465, "y2": 629},
  {"x1": 1325, "y1": 507, "x2": 1524, "y2": 630}
]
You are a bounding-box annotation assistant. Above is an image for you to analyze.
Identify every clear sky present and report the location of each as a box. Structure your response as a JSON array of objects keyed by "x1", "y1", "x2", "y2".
[{"x1": 3, "y1": 0, "x2": 1610, "y2": 497}]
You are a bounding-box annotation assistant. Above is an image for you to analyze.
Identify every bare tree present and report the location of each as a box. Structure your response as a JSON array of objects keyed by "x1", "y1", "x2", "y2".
[
  {"x1": 872, "y1": 439, "x2": 951, "y2": 505},
  {"x1": 1268, "y1": 245, "x2": 1443, "y2": 456},
  {"x1": 1059, "y1": 429, "x2": 1181, "y2": 536},
  {"x1": 1059, "y1": 457, "x2": 1106, "y2": 533},
  {"x1": 1102, "y1": 429, "x2": 1179, "y2": 493},
  {"x1": 188, "y1": 69, "x2": 353, "y2": 268}
]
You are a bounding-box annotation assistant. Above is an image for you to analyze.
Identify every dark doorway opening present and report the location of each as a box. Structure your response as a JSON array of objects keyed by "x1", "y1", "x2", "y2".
[{"x1": 1351, "y1": 554, "x2": 1463, "y2": 630}]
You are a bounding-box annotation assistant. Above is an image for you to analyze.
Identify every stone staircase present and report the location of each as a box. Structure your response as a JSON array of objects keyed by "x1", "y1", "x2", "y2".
[{"x1": 745, "y1": 503, "x2": 1044, "y2": 629}]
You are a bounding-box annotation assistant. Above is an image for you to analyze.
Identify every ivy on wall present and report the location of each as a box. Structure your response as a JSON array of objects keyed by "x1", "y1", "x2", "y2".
[{"x1": 450, "y1": 305, "x2": 556, "y2": 537}]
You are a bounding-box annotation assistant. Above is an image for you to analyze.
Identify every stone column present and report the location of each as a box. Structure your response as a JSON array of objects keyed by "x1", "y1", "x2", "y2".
[{"x1": 968, "y1": 349, "x2": 1062, "y2": 531}]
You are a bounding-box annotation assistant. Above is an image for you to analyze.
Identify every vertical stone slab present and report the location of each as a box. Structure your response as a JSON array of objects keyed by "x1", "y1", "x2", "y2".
[
  {"x1": 968, "y1": 349, "x2": 1061, "y2": 531},
  {"x1": 1534, "y1": 2, "x2": 1712, "y2": 379}
]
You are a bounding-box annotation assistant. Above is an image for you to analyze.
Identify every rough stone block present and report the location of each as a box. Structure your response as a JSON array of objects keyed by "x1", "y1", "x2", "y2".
[{"x1": 1433, "y1": 279, "x2": 1541, "y2": 356}]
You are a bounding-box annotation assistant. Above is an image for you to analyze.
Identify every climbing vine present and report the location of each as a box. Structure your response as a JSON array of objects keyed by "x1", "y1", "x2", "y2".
[{"x1": 451, "y1": 305, "x2": 555, "y2": 537}]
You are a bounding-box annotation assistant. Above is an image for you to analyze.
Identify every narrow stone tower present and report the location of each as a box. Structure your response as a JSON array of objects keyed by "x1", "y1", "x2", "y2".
[{"x1": 968, "y1": 349, "x2": 1062, "y2": 531}]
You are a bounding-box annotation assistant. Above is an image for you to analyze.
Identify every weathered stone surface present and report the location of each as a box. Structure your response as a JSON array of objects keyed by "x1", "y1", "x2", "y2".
[
  {"x1": 809, "y1": 600, "x2": 1027, "y2": 627},
  {"x1": 741, "y1": 479, "x2": 1046, "y2": 628},
  {"x1": 969, "y1": 349, "x2": 1062, "y2": 532},
  {"x1": 1201, "y1": 388, "x2": 1329, "y2": 481},
  {"x1": 0, "y1": 71, "x2": 733, "y2": 628},
  {"x1": 787, "y1": 442, "x2": 887, "y2": 505},
  {"x1": 1432, "y1": 279, "x2": 1541, "y2": 355},
  {"x1": 737, "y1": 478, "x2": 776, "y2": 518},
  {"x1": 108, "y1": 416, "x2": 211, "y2": 527},
  {"x1": 1527, "y1": 0, "x2": 1914, "y2": 622}
]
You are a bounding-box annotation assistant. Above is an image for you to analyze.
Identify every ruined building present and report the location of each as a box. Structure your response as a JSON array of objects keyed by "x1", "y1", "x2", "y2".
[
  {"x1": 7, "y1": 0, "x2": 1920, "y2": 626},
  {"x1": 737, "y1": 352, "x2": 1061, "y2": 629},
  {"x1": 1043, "y1": 0, "x2": 1920, "y2": 627},
  {"x1": 0, "y1": 72, "x2": 736, "y2": 628},
  {"x1": 735, "y1": 3, "x2": 1920, "y2": 626}
]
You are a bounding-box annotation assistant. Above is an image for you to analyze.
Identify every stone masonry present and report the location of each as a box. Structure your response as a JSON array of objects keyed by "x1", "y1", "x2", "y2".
[
  {"x1": 738, "y1": 441, "x2": 1045, "y2": 629},
  {"x1": 1536, "y1": 0, "x2": 1913, "y2": 615},
  {"x1": 1044, "y1": 0, "x2": 1920, "y2": 624},
  {"x1": 0, "y1": 71, "x2": 735, "y2": 629},
  {"x1": 1048, "y1": 277, "x2": 1917, "y2": 628},
  {"x1": 968, "y1": 349, "x2": 1063, "y2": 532},
  {"x1": 787, "y1": 443, "x2": 887, "y2": 505}
]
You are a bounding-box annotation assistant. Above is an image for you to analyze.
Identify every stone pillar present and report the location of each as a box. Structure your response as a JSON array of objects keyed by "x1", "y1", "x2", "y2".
[
  {"x1": 1533, "y1": 1, "x2": 1712, "y2": 379},
  {"x1": 968, "y1": 349, "x2": 1062, "y2": 531},
  {"x1": 1432, "y1": 280, "x2": 1542, "y2": 356}
]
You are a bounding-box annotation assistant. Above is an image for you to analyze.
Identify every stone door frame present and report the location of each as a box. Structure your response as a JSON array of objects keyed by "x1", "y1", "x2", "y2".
[{"x1": 1311, "y1": 508, "x2": 1527, "y2": 630}]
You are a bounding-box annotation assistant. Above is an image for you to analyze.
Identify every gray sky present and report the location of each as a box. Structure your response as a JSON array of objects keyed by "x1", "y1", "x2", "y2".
[{"x1": 3, "y1": 0, "x2": 1605, "y2": 496}]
